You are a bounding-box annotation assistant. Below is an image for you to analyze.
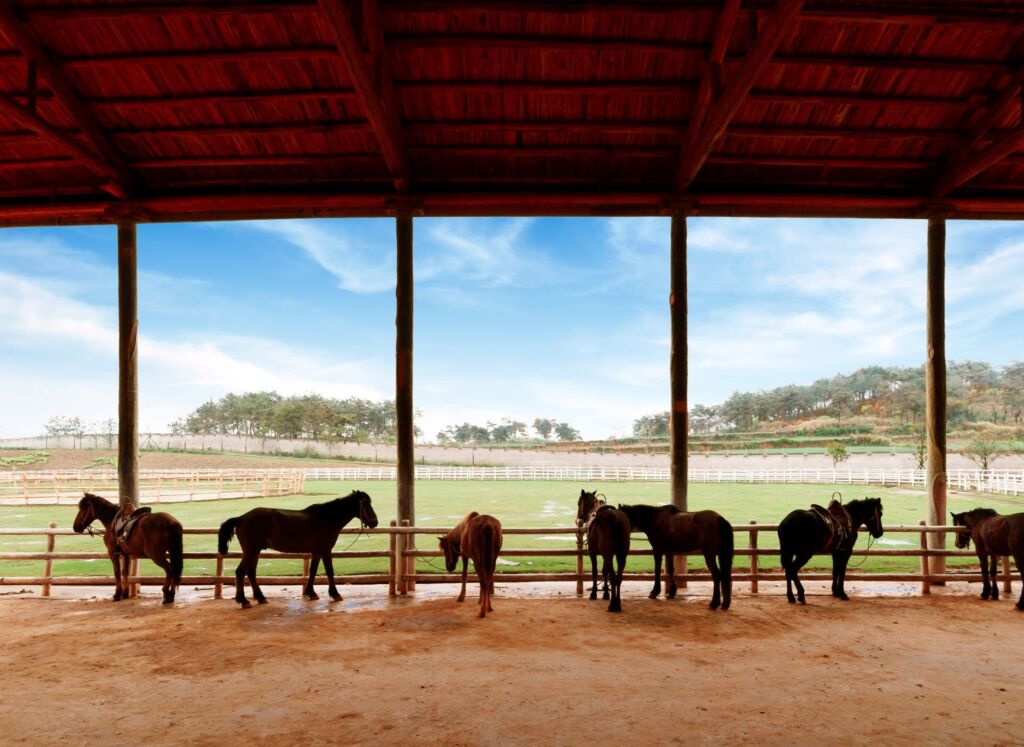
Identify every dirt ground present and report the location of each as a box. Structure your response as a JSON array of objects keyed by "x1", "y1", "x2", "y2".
[{"x1": 1, "y1": 583, "x2": 1021, "y2": 747}]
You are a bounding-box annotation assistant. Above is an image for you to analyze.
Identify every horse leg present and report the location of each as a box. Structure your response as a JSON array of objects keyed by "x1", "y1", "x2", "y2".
[
  {"x1": 304, "y1": 553, "x2": 321, "y2": 600},
  {"x1": 458, "y1": 556, "x2": 468, "y2": 602},
  {"x1": 989, "y1": 553, "x2": 1000, "y2": 601},
  {"x1": 704, "y1": 550, "x2": 721, "y2": 610},
  {"x1": 234, "y1": 557, "x2": 251, "y2": 608},
  {"x1": 322, "y1": 553, "x2": 342, "y2": 602},
  {"x1": 609, "y1": 547, "x2": 625, "y2": 613},
  {"x1": 650, "y1": 551, "x2": 662, "y2": 599},
  {"x1": 121, "y1": 554, "x2": 132, "y2": 599},
  {"x1": 601, "y1": 554, "x2": 611, "y2": 600},
  {"x1": 781, "y1": 543, "x2": 796, "y2": 604},
  {"x1": 792, "y1": 551, "x2": 812, "y2": 605},
  {"x1": 665, "y1": 553, "x2": 677, "y2": 599},
  {"x1": 110, "y1": 552, "x2": 123, "y2": 601},
  {"x1": 246, "y1": 553, "x2": 267, "y2": 604},
  {"x1": 589, "y1": 549, "x2": 599, "y2": 600},
  {"x1": 149, "y1": 552, "x2": 174, "y2": 604},
  {"x1": 979, "y1": 550, "x2": 992, "y2": 600},
  {"x1": 832, "y1": 552, "x2": 850, "y2": 601}
]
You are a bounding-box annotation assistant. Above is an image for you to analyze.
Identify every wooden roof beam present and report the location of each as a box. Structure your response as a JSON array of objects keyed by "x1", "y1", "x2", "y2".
[
  {"x1": 933, "y1": 127, "x2": 1024, "y2": 197},
  {"x1": 684, "y1": 0, "x2": 741, "y2": 156},
  {"x1": 317, "y1": 0, "x2": 409, "y2": 191},
  {"x1": 0, "y1": 4, "x2": 134, "y2": 197},
  {"x1": 673, "y1": 0, "x2": 805, "y2": 192}
]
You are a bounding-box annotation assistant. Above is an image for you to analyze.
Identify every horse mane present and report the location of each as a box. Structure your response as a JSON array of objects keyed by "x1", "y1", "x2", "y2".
[
  {"x1": 80, "y1": 492, "x2": 115, "y2": 509},
  {"x1": 303, "y1": 490, "x2": 367, "y2": 514},
  {"x1": 967, "y1": 507, "x2": 999, "y2": 519}
]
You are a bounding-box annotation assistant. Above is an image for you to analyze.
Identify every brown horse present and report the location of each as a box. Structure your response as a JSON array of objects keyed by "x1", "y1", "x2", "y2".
[
  {"x1": 577, "y1": 489, "x2": 630, "y2": 612},
  {"x1": 618, "y1": 503, "x2": 733, "y2": 610},
  {"x1": 952, "y1": 508, "x2": 1024, "y2": 610},
  {"x1": 438, "y1": 512, "x2": 503, "y2": 618},
  {"x1": 218, "y1": 490, "x2": 378, "y2": 608},
  {"x1": 72, "y1": 493, "x2": 183, "y2": 604}
]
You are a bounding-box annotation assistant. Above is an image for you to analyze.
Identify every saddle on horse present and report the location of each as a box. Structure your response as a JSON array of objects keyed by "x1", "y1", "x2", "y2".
[
  {"x1": 113, "y1": 506, "x2": 152, "y2": 551},
  {"x1": 810, "y1": 500, "x2": 853, "y2": 552}
]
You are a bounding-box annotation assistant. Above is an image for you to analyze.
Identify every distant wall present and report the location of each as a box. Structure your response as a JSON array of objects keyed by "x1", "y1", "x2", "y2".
[{"x1": 2, "y1": 434, "x2": 1022, "y2": 470}]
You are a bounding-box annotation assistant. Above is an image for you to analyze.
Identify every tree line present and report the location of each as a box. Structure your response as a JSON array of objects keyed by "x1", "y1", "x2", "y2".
[
  {"x1": 684, "y1": 362, "x2": 1024, "y2": 433},
  {"x1": 169, "y1": 392, "x2": 406, "y2": 443},
  {"x1": 435, "y1": 417, "x2": 580, "y2": 444}
]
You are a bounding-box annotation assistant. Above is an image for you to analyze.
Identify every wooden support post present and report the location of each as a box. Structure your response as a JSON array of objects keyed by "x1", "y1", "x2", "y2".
[
  {"x1": 670, "y1": 214, "x2": 688, "y2": 512},
  {"x1": 388, "y1": 520, "x2": 397, "y2": 597},
  {"x1": 117, "y1": 221, "x2": 139, "y2": 512},
  {"x1": 749, "y1": 520, "x2": 758, "y2": 594},
  {"x1": 396, "y1": 215, "x2": 415, "y2": 589},
  {"x1": 919, "y1": 520, "x2": 931, "y2": 595},
  {"x1": 925, "y1": 218, "x2": 947, "y2": 581},
  {"x1": 576, "y1": 526, "x2": 584, "y2": 596},
  {"x1": 41, "y1": 521, "x2": 56, "y2": 597}
]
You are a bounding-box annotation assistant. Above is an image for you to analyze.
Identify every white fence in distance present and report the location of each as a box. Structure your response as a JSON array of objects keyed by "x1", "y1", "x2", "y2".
[
  {"x1": 303, "y1": 465, "x2": 1024, "y2": 496},
  {"x1": 0, "y1": 469, "x2": 304, "y2": 506}
]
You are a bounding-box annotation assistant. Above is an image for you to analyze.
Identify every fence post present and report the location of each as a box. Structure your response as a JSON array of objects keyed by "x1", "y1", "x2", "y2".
[
  {"x1": 576, "y1": 526, "x2": 584, "y2": 596},
  {"x1": 388, "y1": 520, "x2": 397, "y2": 597},
  {"x1": 399, "y1": 519, "x2": 410, "y2": 595},
  {"x1": 1002, "y1": 555, "x2": 1012, "y2": 595},
  {"x1": 214, "y1": 550, "x2": 224, "y2": 599},
  {"x1": 919, "y1": 520, "x2": 930, "y2": 595},
  {"x1": 749, "y1": 520, "x2": 758, "y2": 594},
  {"x1": 42, "y1": 522, "x2": 56, "y2": 597}
]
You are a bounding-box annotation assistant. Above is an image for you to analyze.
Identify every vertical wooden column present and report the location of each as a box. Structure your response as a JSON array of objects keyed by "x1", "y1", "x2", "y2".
[
  {"x1": 670, "y1": 214, "x2": 688, "y2": 511},
  {"x1": 117, "y1": 221, "x2": 139, "y2": 511},
  {"x1": 925, "y1": 217, "x2": 947, "y2": 579},
  {"x1": 396, "y1": 216, "x2": 415, "y2": 574}
]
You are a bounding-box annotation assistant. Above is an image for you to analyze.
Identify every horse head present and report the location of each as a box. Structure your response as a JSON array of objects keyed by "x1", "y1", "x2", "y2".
[
  {"x1": 353, "y1": 491, "x2": 379, "y2": 528},
  {"x1": 862, "y1": 497, "x2": 884, "y2": 539},
  {"x1": 72, "y1": 493, "x2": 101, "y2": 533},
  {"x1": 437, "y1": 534, "x2": 460, "y2": 572},
  {"x1": 576, "y1": 489, "x2": 602, "y2": 527},
  {"x1": 950, "y1": 511, "x2": 972, "y2": 549}
]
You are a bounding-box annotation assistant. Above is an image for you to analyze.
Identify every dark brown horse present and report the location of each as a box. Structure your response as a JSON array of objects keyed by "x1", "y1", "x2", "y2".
[
  {"x1": 72, "y1": 492, "x2": 183, "y2": 604},
  {"x1": 576, "y1": 489, "x2": 630, "y2": 612},
  {"x1": 952, "y1": 508, "x2": 1024, "y2": 610},
  {"x1": 438, "y1": 512, "x2": 503, "y2": 618},
  {"x1": 618, "y1": 504, "x2": 733, "y2": 610},
  {"x1": 778, "y1": 497, "x2": 883, "y2": 604},
  {"x1": 218, "y1": 490, "x2": 378, "y2": 608}
]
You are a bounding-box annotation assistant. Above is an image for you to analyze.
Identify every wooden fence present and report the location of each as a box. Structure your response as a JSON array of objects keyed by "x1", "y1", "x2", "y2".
[
  {"x1": 0, "y1": 523, "x2": 1015, "y2": 599},
  {"x1": 0, "y1": 469, "x2": 305, "y2": 506},
  {"x1": 303, "y1": 466, "x2": 1024, "y2": 495}
]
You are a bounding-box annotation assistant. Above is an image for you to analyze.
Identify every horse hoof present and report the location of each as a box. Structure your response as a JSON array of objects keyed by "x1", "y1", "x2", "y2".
[
  {"x1": 648, "y1": 591, "x2": 659, "y2": 600},
  {"x1": 838, "y1": 594, "x2": 849, "y2": 601},
  {"x1": 304, "y1": 593, "x2": 319, "y2": 601},
  {"x1": 980, "y1": 593, "x2": 989, "y2": 600},
  {"x1": 1016, "y1": 602, "x2": 1024, "y2": 611},
  {"x1": 787, "y1": 597, "x2": 796, "y2": 604},
  {"x1": 329, "y1": 594, "x2": 343, "y2": 602},
  {"x1": 256, "y1": 598, "x2": 269, "y2": 605},
  {"x1": 798, "y1": 598, "x2": 807, "y2": 605},
  {"x1": 709, "y1": 601, "x2": 720, "y2": 610},
  {"x1": 589, "y1": 592, "x2": 597, "y2": 600},
  {"x1": 240, "y1": 600, "x2": 252, "y2": 609},
  {"x1": 608, "y1": 604, "x2": 621, "y2": 613},
  {"x1": 602, "y1": 593, "x2": 610, "y2": 600},
  {"x1": 721, "y1": 601, "x2": 731, "y2": 610}
]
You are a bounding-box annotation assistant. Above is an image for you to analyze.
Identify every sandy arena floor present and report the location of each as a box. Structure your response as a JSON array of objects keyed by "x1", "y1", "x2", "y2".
[{"x1": 1, "y1": 582, "x2": 1021, "y2": 747}]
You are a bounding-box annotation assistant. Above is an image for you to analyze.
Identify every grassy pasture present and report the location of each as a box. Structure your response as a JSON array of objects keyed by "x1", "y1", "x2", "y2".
[{"x1": 2, "y1": 481, "x2": 1018, "y2": 581}]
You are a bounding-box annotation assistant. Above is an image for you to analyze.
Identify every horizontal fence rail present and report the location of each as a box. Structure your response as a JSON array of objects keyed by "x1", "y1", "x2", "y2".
[
  {"x1": 0, "y1": 469, "x2": 305, "y2": 506},
  {"x1": 303, "y1": 466, "x2": 1024, "y2": 496},
  {"x1": 0, "y1": 523, "x2": 1016, "y2": 600}
]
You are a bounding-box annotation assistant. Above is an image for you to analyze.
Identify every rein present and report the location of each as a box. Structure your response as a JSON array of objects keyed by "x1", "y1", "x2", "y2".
[{"x1": 335, "y1": 516, "x2": 368, "y2": 553}]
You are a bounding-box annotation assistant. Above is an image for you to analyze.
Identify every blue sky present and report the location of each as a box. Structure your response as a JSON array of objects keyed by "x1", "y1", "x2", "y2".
[{"x1": 1, "y1": 217, "x2": 1022, "y2": 440}]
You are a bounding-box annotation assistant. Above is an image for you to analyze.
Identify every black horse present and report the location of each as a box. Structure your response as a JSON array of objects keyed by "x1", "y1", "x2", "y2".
[
  {"x1": 618, "y1": 504, "x2": 733, "y2": 610},
  {"x1": 778, "y1": 497, "x2": 883, "y2": 604},
  {"x1": 951, "y1": 508, "x2": 1024, "y2": 610},
  {"x1": 576, "y1": 489, "x2": 631, "y2": 612},
  {"x1": 218, "y1": 490, "x2": 378, "y2": 608}
]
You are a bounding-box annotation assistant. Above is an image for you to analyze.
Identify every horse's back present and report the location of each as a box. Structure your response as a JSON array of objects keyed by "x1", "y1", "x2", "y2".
[
  {"x1": 234, "y1": 506, "x2": 325, "y2": 552},
  {"x1": 462, "y1": 513, "x2": 502, "y2": 558}
]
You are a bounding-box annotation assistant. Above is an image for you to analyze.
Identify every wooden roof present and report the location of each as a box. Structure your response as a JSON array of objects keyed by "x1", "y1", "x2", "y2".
[{"x1": 3, "y1": 0, "x2": 1024, "y2": 224}]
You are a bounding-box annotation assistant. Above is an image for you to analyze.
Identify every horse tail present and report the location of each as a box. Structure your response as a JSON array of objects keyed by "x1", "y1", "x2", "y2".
[
  {"x1": 169, "y1": 522, "x2": 184, "y2": 589},
  {"x1": 480, "y1": 521, "x2": 498, "y2": 581},
  {"x1": 218, "y1": 517, "x2": 240, "y2": 555},
  {"x1": 718, "y1": 515, "x2": 734, "y2": 607}
]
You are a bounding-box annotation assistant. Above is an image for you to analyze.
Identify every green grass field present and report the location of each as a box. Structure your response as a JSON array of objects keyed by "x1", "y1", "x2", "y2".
[{"x1": 2, "y1": 481, "x2": 1018, "y2": 581}]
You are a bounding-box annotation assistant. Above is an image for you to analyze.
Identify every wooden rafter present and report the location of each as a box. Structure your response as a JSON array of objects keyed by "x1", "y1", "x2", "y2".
[
  {"x1": 683, "y1": 0, "x2": 741, "y2": 164},
  {"x1": 933, "y1": 128, "x2": 1024, "y2": 197},
  {"x1": 317, "y1": 0, "x2": 409, "y2": 191},
  {"x1": 0, "y1": 4, "x2": 133, "y2": 197},
  {"x1": 673, "y1": 0, "x2": 805, "y2": 192}
]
